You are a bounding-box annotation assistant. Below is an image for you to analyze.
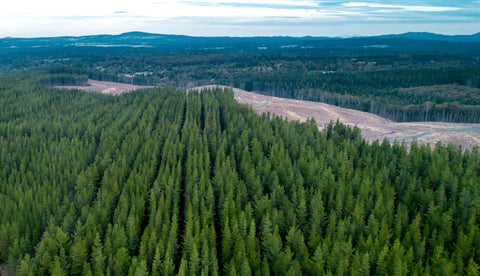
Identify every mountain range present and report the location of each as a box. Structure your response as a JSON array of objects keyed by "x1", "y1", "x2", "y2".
[{"x1": 1, "y1": 31, "x2": 479, "y2": 55}]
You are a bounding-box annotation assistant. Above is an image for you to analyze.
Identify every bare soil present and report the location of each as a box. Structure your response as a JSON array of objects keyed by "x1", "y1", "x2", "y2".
[
  {"x1": 194, "y1": 85, "x2": 480, "y2": 151},
  {"x1": 56, "y1": 79, "x2": 149, "y2": 95},
  {"x1": 57, "y1": 81, "x2": 480, "y2": 150}
]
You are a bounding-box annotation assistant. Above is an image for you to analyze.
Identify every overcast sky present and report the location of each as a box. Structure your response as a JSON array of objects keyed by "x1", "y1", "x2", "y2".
[{"x1": 1, "y1": 0, "x2": 479, "y2": 38}]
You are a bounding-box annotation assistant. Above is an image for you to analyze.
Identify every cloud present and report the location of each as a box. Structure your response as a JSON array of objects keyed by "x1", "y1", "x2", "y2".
[
  {"x1": 0, "y1": 0, "x2": 479, "y2": 37},
  {"x1": 179, "y1": 1, "x2": 319, "y2": 10},
  {"x1": 342, "y1": 2, "x2": 461, "y2": 12},
  {"x1": 151, "y1": 1, "x2": 354, "y2": 20},
  {"x1": 179, "y1": 0, "x2": 321, "y2": 8},
  {"x1": 175, "y1": 0, "x2": 319, "y2": 6}
]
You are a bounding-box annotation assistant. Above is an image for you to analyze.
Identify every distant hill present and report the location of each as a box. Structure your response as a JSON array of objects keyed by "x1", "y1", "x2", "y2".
[
  {"x1": 1, "y1": 31, "x2": 479, "y2": 55},
  {"x1": 376, "y1": 32, "x2": 480, "y2": 43}
]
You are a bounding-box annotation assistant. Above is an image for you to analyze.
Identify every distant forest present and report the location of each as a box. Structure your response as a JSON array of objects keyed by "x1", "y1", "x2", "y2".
[
  {"x1": 42, "y1": 57, "x2": 480, "y2": 123},
  {"x1": 234, "y1": 68, "x2": 480, "y2": 123},
  {"x1": 0, "y1": 71, "x2": 480, "y2": 275},
  {"x1": 2, "y1": 35, "x2": 479, "y2": 123}
]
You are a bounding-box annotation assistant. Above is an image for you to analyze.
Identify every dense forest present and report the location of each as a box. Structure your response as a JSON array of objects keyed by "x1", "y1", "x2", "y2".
[
  {"x1": 3, "y1": 46, "x2": 479, "y2": 123},
  {"x1": 1, "y1": 71, "x2": 480, "y2": 275},
  {"x1": 1, "y1": 31, "x2": 480, "y2": 123}
]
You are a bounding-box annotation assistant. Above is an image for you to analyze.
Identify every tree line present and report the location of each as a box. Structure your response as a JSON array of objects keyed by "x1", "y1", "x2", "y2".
[{"x1": 229, "y1": 68, "x2": 480, "y2": 123}]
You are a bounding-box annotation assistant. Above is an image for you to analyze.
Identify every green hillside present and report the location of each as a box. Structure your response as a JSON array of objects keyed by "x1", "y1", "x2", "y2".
[{"x1": 1, "y1": 72, "x2": 480, "y2": 275}]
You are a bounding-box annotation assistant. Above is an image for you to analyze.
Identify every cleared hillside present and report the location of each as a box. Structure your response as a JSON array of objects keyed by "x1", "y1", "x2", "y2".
[
  {"x1": 196, "y1": 85, "x2": 480, "y2": 150},
  {"x1": 60, "y1": 81, "x2": 480, "y2": 150}
]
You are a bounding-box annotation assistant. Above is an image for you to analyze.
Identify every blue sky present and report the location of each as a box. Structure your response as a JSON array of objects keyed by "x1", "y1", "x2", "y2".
[{"x1": 1, "y1": 0, "x2": 479, "y2": 37}]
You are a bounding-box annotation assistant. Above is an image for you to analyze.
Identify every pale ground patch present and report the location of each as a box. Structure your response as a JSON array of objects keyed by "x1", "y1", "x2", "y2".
[
  {"x1": 56, "y1": 79, "x2": 150, "y2": 95},
  {"x1": 194, "y1": 85, "x2": 480, "y2": 150}
]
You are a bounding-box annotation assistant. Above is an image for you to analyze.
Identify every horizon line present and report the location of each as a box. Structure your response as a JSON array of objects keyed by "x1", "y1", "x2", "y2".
[{"x1": 2, "y1": 30, "x2": 480, "y2": 40}]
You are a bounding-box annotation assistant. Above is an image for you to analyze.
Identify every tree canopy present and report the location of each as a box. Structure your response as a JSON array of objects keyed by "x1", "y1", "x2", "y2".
[{"x1": 0, "y1": 71, "x2": 479, "y2": 275}]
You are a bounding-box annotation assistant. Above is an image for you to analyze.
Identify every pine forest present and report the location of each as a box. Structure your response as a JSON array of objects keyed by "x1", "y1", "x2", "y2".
[{"x1": 0, "y1": 72, "x2": 480, "y2": 275}]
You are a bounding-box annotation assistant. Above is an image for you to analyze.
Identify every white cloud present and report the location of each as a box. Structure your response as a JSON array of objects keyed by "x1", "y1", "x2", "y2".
[
  {"x1": 179, "y1": 0, "x2": 318, "y2": 6},
  {"x1": 0, "y1": 0, "x2": 477, "y2": 37},
  {"x1": 148, "y1": 1, "x2": 356, "y2": 19},
  {"x1": 342, "y1": 2, "x2": 461, "y2": 12}
]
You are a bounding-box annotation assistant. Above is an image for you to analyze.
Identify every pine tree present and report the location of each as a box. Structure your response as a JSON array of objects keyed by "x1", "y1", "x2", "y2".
[
  {"x1": 91, "y1": 233, "x2": 105, "y2": 276},
  {"x1": 70, "y1": 239, "x2": 88, "y2": 276},
  {"x1": 113, "y1": 247, "x2": 130, "y2": 276},
  {"x1": 50, "y1": 256, "x2": 66, "y2": 276}
]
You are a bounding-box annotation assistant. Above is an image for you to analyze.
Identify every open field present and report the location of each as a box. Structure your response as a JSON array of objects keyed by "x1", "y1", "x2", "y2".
[{"x1": 59, "y1": 80, "x2": 480, "y2": 150}]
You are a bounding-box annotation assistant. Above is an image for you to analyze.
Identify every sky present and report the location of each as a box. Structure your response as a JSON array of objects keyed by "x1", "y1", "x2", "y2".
[{"x1": 1, "y1": 0, "x2": 479, "y2": 38}]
